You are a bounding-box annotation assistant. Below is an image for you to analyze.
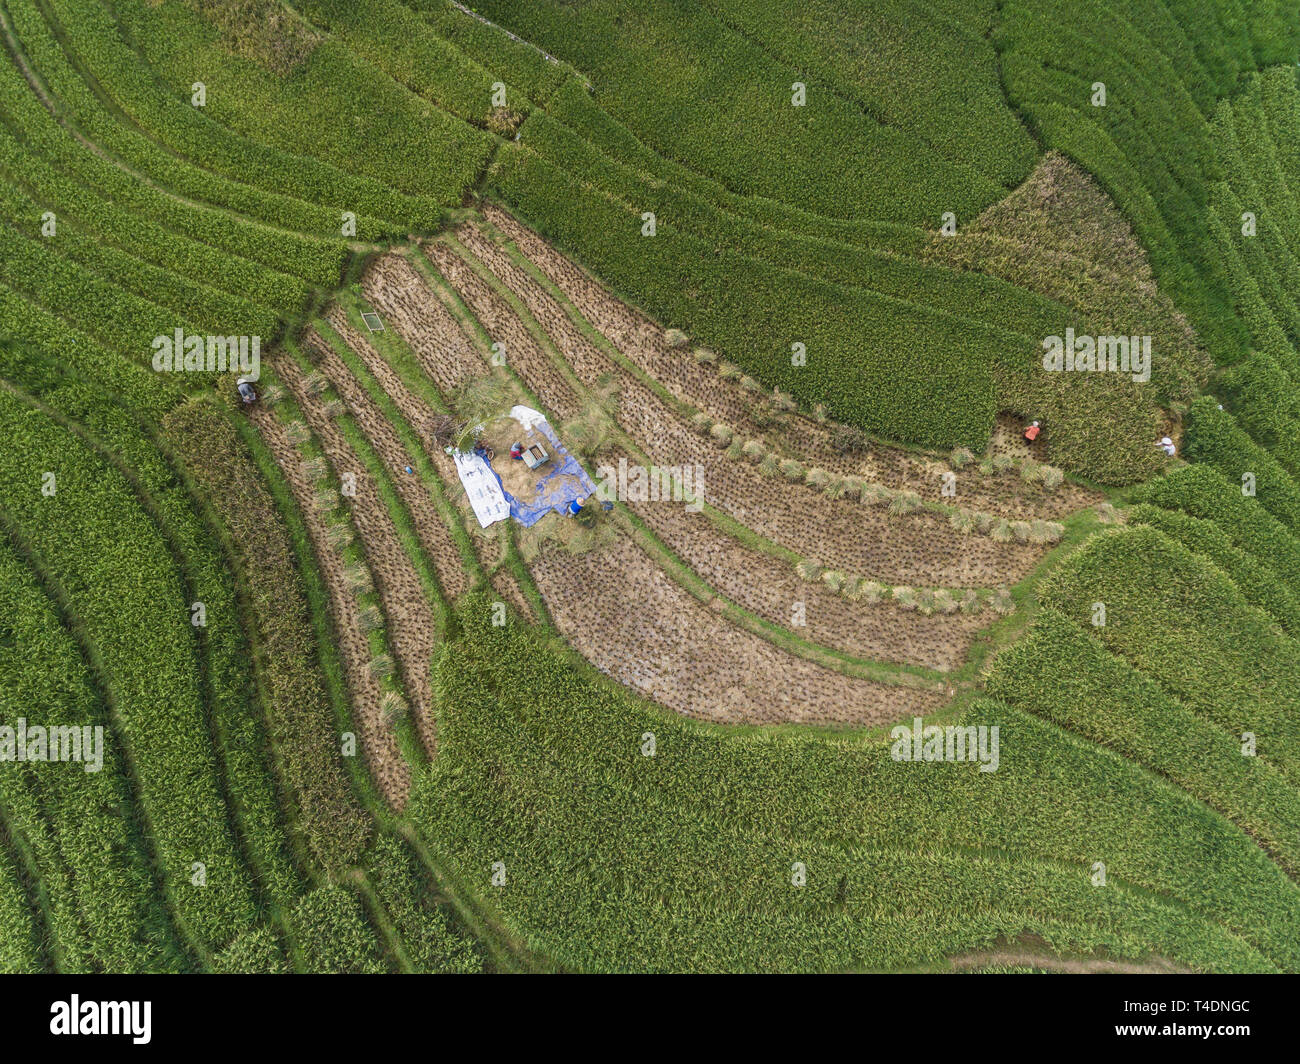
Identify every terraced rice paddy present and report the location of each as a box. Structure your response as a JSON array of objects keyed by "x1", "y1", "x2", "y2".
[{"x1": 2, "y1": 0, "x2": 1300, "y2": 978}]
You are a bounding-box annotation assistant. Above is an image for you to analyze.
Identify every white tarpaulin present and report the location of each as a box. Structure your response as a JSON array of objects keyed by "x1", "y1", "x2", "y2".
[
  {"x1": 452, "y1": 449, "x2": 510, "y2": 528},
  {"x1": 509, "y1": 404, "x2": 547, "y2": 432}
]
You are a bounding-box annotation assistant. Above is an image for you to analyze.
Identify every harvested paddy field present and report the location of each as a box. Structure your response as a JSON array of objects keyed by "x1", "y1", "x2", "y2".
[{"x1": 5, "y1": 0, "x2": 1296, "y2": 983}]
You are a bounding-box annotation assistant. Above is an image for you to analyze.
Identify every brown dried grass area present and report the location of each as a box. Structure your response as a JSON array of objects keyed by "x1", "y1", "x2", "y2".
[
  {"x1": 304, "y1": 326, "x2": 469, "y2": 611},
  {"x1": 532, "y1": 536, "x2": 941, "y2": 727},
  {"x1": 322, "y1": 304, "x2": 474, "y2": 520},
  {"x1": 422, "y1": 241, "x2": 582, "y2": 421},
  {"x1": 477, "y1": 206, "x2": 1096, "y2": 520},
  {"x1": 625, "y1": 485, "x2": 987, "y2": 672},
  {"x1": 279, "y1": 351, "x2": 438, "y2": 761},
  {"x1": 437, "y1": 223, "x2": 1039, "y2": 586},
  {"x1": 452, "y1": 223, "x2": 639, "y2": 400},
  {"x1": 248, "y1": 387, "x2": 410, "y2": 808},
  {"x1": 871, "y1": 444, "x2": 1095, "y2": 515},
  {"x1": 189, "y1": 0, "x2": 321, "y2": 76},
  {"x1": 324, "y1": 302, "x2": 492, "y2": 593},
  {"x1": 490, "y1": 567, "x2": 535, "y2": 624},
  {"x1": 619, "y1": 369, "x2": 1038, "y2": 586},
  {"x1": 931, "y1": 153, "x2": 1198, "y2": 351},
  {"x1": 362, "y1": 253, "x2": 487, "y2": 396},
  {"x1": 476, "y1": 414, "x2": 583, "y2": 505}
]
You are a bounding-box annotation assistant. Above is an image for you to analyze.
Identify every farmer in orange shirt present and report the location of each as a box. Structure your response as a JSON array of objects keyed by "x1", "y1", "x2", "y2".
[{"x1": 1023, "y1": 420, "x2": 1041, "y2": 445}]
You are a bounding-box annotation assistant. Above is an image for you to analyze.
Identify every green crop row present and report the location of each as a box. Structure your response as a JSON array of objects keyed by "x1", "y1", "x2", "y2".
[
  {"x1": 1132, "y1": 462, "x2": 1300, "y2": 587},
  {"x1": 1226, "y1": 75, "x2": 1300, "y2": 285},
  {"x1": 537, "y1": 77, "x2": 930, "y2": 255},
  {"x1": 0, "y1": 833, "x2": 40, "y2": 973},
  {"x1": 1216, "y1": 353, "x2": 1300, "y2": 478},
  {"x1": 1156, "y1": 0, "x2": 1255, "y2": 97},
  {"x1": 1, "y1": 0, "x2": 393, "y2": 242},
  {"x1": 0, "y1": 391, "x2": 259, "y2": 955},
  {"x1": 0, "y1": 216, "x2": 195, "y2": 364},
  {"x1": 996, "y1": 0, "x2": 1246, "y2": 362},
  {"x1": 290, "y1": 886, "x2": 388, "y2": 974},
  {"x1": 0, "y1": 24, "x2": 352, "y2": 284},
  {"x1": 366, "y1": 834, "x2": 484, "y2": 973},
  {"x1": 11, "y1": 367, "x2": 313, "y2": 919},
  {"x1": 1038, "y1": 524, "x2": 1300, "y2": 789},
  {"x1": 1259, "y1": 62, "x2": 1300, "y2": 206},
  {"x1": 471, "y1": 0, "x2": 1002, "y2": 223},
  {"x1": 0, "y1": 120, "x2": 311, "y2": 318},
  {"x1": 401, "y1": 0, "x2": 573, "y2": 104},
  {"x1": 987, "y1": 607, "x2": 1300, "y2": 876},
  {"x1": 1127, "y1": 503, "x2": 1300, "y2": 636},
  {"x1": 0, "y1": 283, "x2": 176, "y2": 420},
  {"x1": 1209, "y1": 110, "x2": 1300, "y2": 345},
  {"x1": 26, "y1": 0, "x2": 455, "y2": 229},
  {"x1": 1206, "y1": 201, "x2": 1298, "y2": 374},
  {"x1": 1185, "y1": 396, "x2": 1300, "y2": 535},
  {"x1": 211, "y1": 924, "x2": 289, "y2": 974},
  {"x1": 0, "y1": 773, "x2": 88, "y2": 971},
  {"x1": 101, "y1": 0, "x2": 485, "y2": 219},
  {"x1": 0, "y1": 171, "x2": 281, "y2": 343},
  {"x1": 0, "y1": 538, "x2": 186, "y2": 972},
  {"x1": 295, "y1": 0, "x2": 512, "y2": 126},
  {"x1": 490, "y1": 146, "x2": 998, "y2": 451},
  {"x1": 695, "y1": 0, "x2": 1037, "y2": 188},
  {"x1": 516, "y1": 109, "x2": 1069, "y2": 341},
  {"x1": 407, "y1": 593, "x2": 1300, "y2": 972},
  {"x1": 162, "y1": 397, "x2": 372, "y2": 874}
]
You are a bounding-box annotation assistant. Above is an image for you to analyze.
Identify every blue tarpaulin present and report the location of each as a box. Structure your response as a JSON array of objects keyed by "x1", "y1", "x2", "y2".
[{"x1": 486, "y1": 407, "x2": 598, "y2": 527}]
